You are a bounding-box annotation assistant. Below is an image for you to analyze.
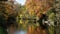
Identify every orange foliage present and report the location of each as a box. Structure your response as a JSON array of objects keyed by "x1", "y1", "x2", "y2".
[{"x1": 25, "y1": 0, "x2": 54, "y2": 17}]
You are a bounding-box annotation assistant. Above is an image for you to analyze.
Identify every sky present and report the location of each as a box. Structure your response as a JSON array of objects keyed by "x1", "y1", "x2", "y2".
[{"x1": 16, "y1": 0, "x2": 26, "y2": 5}]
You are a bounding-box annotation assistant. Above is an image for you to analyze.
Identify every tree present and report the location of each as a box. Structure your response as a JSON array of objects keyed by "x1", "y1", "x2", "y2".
[
  {"x1": 0, "y1": 1, "x2": 19, "y2": 34},
  {"x1": 25, "y1": 0, "x2": 55, "y2": 17}
]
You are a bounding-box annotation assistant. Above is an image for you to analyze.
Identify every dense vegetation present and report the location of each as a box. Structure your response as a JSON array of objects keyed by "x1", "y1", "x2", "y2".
[{"x1": 0, "y1": 0, "x2": 60, "y2": 34}]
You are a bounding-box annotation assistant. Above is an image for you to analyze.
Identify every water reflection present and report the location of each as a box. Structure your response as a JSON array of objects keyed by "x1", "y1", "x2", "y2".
[
  {"x1": 14, "y1": 18, "x2": 38, "y2": 34},
  {"x1": 15, "y1": 30, "x2": 27, "y2": 34}
]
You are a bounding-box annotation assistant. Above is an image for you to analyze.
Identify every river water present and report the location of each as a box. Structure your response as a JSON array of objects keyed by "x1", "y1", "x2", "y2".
[{"x1": 15, "y1": 30, "x2": 27, "y2": 34}]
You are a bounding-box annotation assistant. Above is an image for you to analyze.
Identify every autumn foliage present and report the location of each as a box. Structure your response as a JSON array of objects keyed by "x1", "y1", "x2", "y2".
[{"x1": 25, "y1": 0, "x2": 55, "y2": 17}]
